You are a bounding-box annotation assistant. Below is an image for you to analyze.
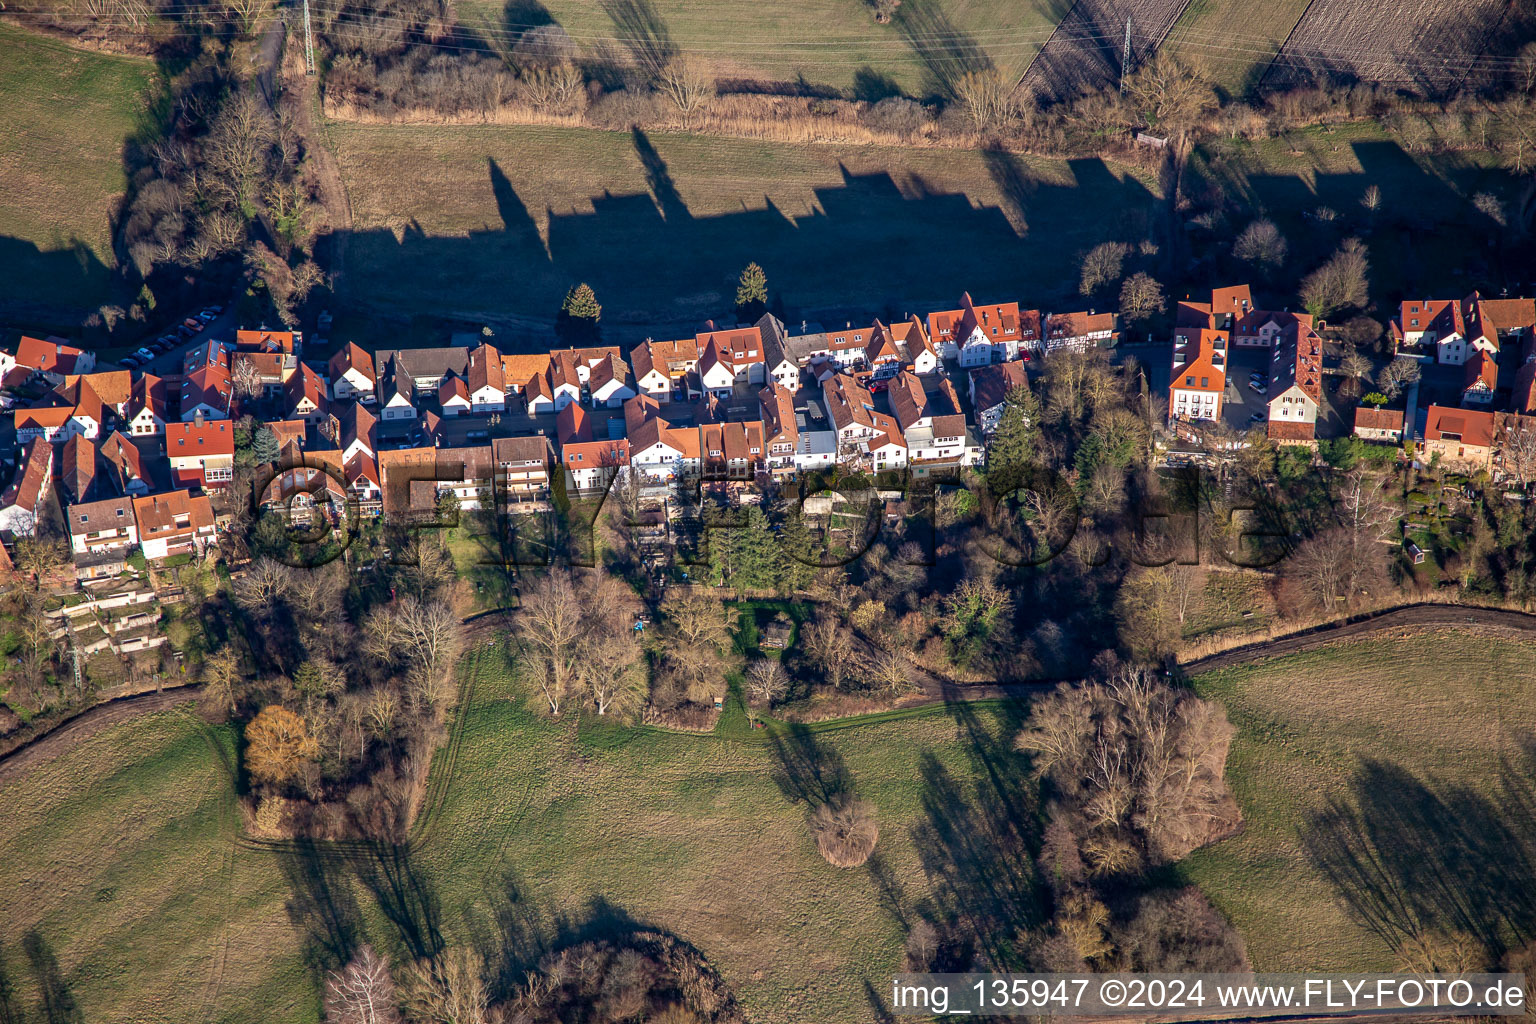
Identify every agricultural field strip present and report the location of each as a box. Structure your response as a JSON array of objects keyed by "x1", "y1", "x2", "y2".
[
  {"x1": 1260, "y1": 0, "x2": 1512, "y2": 89},
  {"x1": 1021, "y1": 0, "x2": 1192, "y2": 103}
]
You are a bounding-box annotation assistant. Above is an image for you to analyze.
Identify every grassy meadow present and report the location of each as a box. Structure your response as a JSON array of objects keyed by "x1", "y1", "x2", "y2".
[
  {"x1": 328, "y1": 120, "x2": 1160, "y2": 332},
  {"x1": 1191, "y1": 119, "x2": 1513, "y2": 305},
  {"x1": 0, "y1": 24, "x2": 158, "y2": 322},
  {"x1": 456, "y1": 0, "x2": 1064, "y2": 97},
  {"x1": 0, "y1": 643, "x2": 1033, "y2": 1024},
  {"x1": 1181, "y1": 629, "x2": 1536, "y2": 972}
]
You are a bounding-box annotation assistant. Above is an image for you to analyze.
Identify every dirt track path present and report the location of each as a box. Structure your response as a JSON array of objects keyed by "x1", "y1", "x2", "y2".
[
  {"x1": 0, "y1": 685, "x2": 203, "y2": 790},
  {"x1": 2, "y1": 604, "x2": 1530, "y2": 789},
  {"x1": 1178, "y1": 604, "x2": 1536, "y2": 676}
]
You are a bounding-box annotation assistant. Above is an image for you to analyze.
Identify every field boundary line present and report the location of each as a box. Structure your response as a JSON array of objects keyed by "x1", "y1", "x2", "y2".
[
  {"x1": 1255, "y1": 0, "x2": 1321, "y2": 91},
  {"x1": 1016, "y1": 0, "x2": 1087, "y2": 88},
  {"x1": 1180, "y1": 603, "x2": 1536, "y2": 676},
  {"x1": 0, "y1": 684, "x2": 203, "y2": 790}
]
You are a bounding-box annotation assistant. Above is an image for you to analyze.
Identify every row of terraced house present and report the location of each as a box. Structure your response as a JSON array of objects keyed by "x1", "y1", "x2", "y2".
[{"x1": 2, "y1": 296, "x2": 1115, "y2": 576}]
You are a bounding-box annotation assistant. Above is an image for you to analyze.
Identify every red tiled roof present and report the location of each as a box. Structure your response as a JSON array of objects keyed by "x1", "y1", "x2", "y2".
[
  {"x1": 1266, "y1": 420, "x2": 1316, "y2": 441},
  {"x1": 329, "y1": 342, "x2": 376, "y2": 384},
  {"x1": 2, "y1": 440, "x2": 52, "y2": 515},
  {"x1": 100, "y1": 431, "x2": 144, "y2": 487},
  {"x1": 1425, "y1": 405, "x2": 1496, "y2": 447},
  {"x1": 166, "y1": 418, "x2": 235, "y2": 458},
  {"x1": 16, "y1": 336, "x2": 86, "y2": 374},
  {"x1": 466, "y1": 343, "x2": 505, "y2": 395},
  {"x1": 60, "y1": 434, "x2": 96, "y2": 502},
  {"x1": 235, "y1": 329, "x2": 296, "y2": 353},
  {"x1": 970, "y1": 361, "x2": 1028, "y2": 411},
  {"x1": 556, "y1": 402, "x2": 592, "y2": 445},
  {"x1": 1353, "y1": 406, "x2": 1403, "y2": 432},
  {"x1": 1171, "y1": 327, "x2": 1227, "y2": 395}
]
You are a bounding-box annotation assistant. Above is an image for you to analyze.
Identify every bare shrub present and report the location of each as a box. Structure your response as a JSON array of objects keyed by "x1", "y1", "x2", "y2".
[
  {"x1": 1232, "y1": 218, "x2": 1287, "y2": 270},
  {"x1": 808, "y1": 794, "x2": 878, "y2": 867},
  {"x1": 1120, "y1": 888, "x2": 1249, "y2": 972},
  {"x1": 510, "y1": 931, "x2": 744, "y2": 1023},
  {"x1": 520, "y1": 62, "x2": 586, "y2": 114},
  {"x1": 954, "y1": 67, "x2": 1017, "y2": 132},
  {"x1": 585, "y1": 87, "x2": 663, "y2": 129},
  {"x1": 860, "y1": 96, "x2": 926, "y2": 139},
  {"x1": 1018, "y1": 667, "x2": 1240, "y2": 864}
]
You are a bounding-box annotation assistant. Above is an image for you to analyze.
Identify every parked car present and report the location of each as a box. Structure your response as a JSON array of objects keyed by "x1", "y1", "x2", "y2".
[
  {"x1": 206, "y1": 304, "x2": 223, "y2": 314},
  {"x1": 182, "y1": 318, "x2": 201, "y2": 330},
  {"x1": 1249, "y1": 411, "x2": 1266, "y2": 423},
  {"x1": 178, "y1": 324, "x2": 197, "y2": 339},
  {"x1": 198, "y1": 311, "x2": 217, "y2": 323},
  {"x1": 1247, "y1": 381, "x2": 1267, "y2": 394},
  {"x1": 121, "y1": 356, "x2": 140, "y2": 368}
]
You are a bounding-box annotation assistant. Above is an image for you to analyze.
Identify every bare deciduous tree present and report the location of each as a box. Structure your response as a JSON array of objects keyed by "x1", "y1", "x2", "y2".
[
  {"x1": 1119, "y1": 273, "x2": 1165, "y2": 323},
  {"x1": 580, "y1": 630, "x2": 644, "y2": 716},
  {"x1": 661, "y1": 591, "x2": 733, "y2": 649},
  {"x1": 1500, "y1": 414, "x2": 1536, "y2": 490},
  {"x1": 401, "y1": 948, "x2": 488, "y2": 1024},
  {"x1": 202, "y1": 647, "x2": 243, "y2": 714},
  {"x1": 1018, "y1": 667, "x2": 1240, "y2": 864},
  {"x1": 1300, "y1": 238, "x2": 1370, "y2": 319},
  {"x1": 744, "y1": 658, "x2": 789, "y2": 706},
  {"x1": 232, "y1": 357, "x2": 263, "y2": 399},
  {"x1": 1079, "y1": 241, "x2": 1129, "y2": 296},
  {"x1": 657, "y1": 58, "x2": 714, "y2": 129},
  {"x1": 1232, "y1": 219, "x2": 1287, "y2": 270},
  {"x1": 245, "y1": 705, "x2": 319, "y2": 785},
  {"x1": 800, "y1": 611, "x2": 858, "y2": 690},
  {"x1": 1376, "y1": 357, "x2": 1421, "y2": 400},
  {"x1": 236, "y1": 556, "x2": 294, "y2": 609},
  {"x1": 326, "y1": 945, "x2": 401, "y2": 1024},
  {"x1": 515, "y1": 571, "x2": 584, "y2": 714}
]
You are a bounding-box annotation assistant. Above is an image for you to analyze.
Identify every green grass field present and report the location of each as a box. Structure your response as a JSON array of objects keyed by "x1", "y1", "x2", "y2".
[
  {"x1": 1181, "y1": 629, "x2": 1536, "y2": 972},
  {"x1": 1164, "y1": 0, "x2": 1313, "y2": 96},
  {"x1": 329, "y1": 120, "x2": 1160, "y2": 332},
  {"x1": 456, "y1": 0, "x2": 1063, "y2": 97},
  {"x1": 0, "y1": 24, "x2": 159, "y2": 322},
  {"x1": 1192, "y1": 119, "x2": 1513, "y2": 306},
  {"x1": 0, "y1": 645, "x2": 1032, "y2": 1023}
]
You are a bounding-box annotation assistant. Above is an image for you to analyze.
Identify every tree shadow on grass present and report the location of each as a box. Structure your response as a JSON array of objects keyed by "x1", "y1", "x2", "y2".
[
  {"x1": 349, "y1": 841, "x2": 445, "y2": 962},
  {"x1": 464, "y1": 869, "x2": 650, "y2": 1004},
  {"x1": 600, "y1": 0, "x2": 675, "y2": 81},
  {"x1": 768, "y1": 723, "x2": 851, "y2": 807},
  {"x1": 980, "y1": 144, "x2": 1034, "y2": 238},
  {"x1": 0, "y1": 941, "x2": 22, "y2": 1024},
  {"x1": 22, "y1": 931, "x2": 82, "y2": 1024},
  {"x1": 1302, "y1": 747, "x2": 1536, "y2": 963},
  {"x1": 909, "y1": 700, "x2": 1041, "y2": 970},
  {"x1": 896, "y1": 0, "x2": 992, "y2": 101},
  {"x1": 276, "y1": 839, "x2": 364, "y2": 977}
]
